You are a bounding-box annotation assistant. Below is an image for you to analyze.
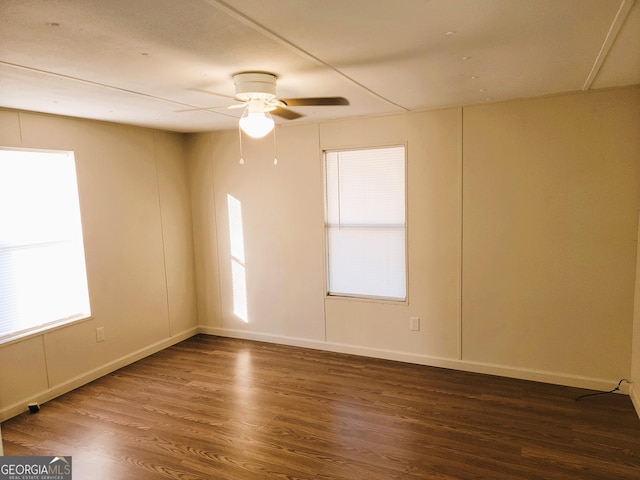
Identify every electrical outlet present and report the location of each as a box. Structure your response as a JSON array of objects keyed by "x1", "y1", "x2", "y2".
[
  {"x1": 410, "y1": 316, "x2": 420, "y2": 331},
  {"x1": 96, "y1": 326, "x2": 105, "y2": 342}
]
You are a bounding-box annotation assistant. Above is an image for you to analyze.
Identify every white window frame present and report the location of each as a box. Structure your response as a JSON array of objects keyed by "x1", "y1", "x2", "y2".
[
  {"x1": 323, "y1": 145, "x2": 408, "y2": 302},
  {"x1": 0, "y1": 147, "x2": 91, "y2": 344}
]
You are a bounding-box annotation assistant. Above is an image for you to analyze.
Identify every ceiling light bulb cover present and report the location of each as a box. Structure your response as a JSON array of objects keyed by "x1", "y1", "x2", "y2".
[{"x1": 239, "y1": 111, "x2": 274, "y2": 138}]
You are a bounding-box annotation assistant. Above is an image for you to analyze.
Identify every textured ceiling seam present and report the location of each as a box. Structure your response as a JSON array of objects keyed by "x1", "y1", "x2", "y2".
[
  {"x1": 582, "y1": 0, "x2": 636, "y2": 91},
  {"x1": 207, "y1": 0, "x2": 409, "y2": 112},
  {"x1": 0, "y1": 60, "x2": 232, "y2": 119}
]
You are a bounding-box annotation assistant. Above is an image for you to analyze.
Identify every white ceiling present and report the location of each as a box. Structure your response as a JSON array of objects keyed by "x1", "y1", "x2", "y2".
[{"x1": 1, "y1": 0, "x2": 638, "y2": 133}]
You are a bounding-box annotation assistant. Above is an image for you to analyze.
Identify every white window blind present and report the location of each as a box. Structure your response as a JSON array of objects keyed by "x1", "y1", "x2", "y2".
[
  {"x1": 0, "y1": 148, "x2": 91, "y2": 342},
  {"x1": 324, "y1": 145, "x2": 406, "y2": 301}
]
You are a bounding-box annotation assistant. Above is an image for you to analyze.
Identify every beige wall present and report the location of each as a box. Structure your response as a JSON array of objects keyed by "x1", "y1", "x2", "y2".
[
  {"x1": 1, "y1": 85, "x2": 639, "y2": 422},
  {"x1": 189, "y1": 124, "x2": 327, "y2": 341},
  {"x1": 191, "y1": 86, "x2": 640, "y2": 393},
  {"x1": 191, "y1": 109, "x2": 462, "y2": 357},
  {"x1": 632, "y1": 216, "x2": 640, "y2": 414},
  {"x1": 463, "y1": 88, "x2": 640, "y2": 384},
  {"x1": 0, "y1": 110, "x2": 197, "y2": 421}
]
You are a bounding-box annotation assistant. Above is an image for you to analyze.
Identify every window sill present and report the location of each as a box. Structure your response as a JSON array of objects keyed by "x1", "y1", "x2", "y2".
[
  {"x1": 0, "y1": 315, "x2": 94, "y2": 347},
  {"x1": 325, "y1": 294, "x2": 409, "y2": 306}
]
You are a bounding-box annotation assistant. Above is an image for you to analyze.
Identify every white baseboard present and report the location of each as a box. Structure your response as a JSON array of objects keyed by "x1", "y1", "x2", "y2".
[
  {"x1": 0, "y1": 327, "x2": 198, "y2": 423},
  {"x1": 199, "y1": 326, "x2": 627, "y2": 394},
  {"x1": 3, "y1": 325, "x2": 629, "y2": 423}
]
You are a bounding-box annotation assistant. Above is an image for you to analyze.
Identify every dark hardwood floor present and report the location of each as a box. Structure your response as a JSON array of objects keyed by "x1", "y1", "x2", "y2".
[{"x1": 2, "y1": 335, "x2": 639, "y2": 479}]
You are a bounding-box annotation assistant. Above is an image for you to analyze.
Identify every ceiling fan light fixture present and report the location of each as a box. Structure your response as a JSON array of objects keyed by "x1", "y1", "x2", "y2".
[
  {"x1": 239, "y1": 110, "x2": 274, "y2": 138},
  {"x1": 233, "y1": 72, "x2": 277, "y2": 102}
]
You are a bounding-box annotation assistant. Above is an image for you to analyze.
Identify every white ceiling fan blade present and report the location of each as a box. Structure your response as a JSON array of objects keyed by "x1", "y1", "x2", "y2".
[{"x1": 266, "y1": 99, "x2": 286, "y2": 108}]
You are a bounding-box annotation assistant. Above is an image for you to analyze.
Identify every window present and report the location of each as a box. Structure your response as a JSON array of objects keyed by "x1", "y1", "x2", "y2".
[
  {"x1": 0, "y1": 148, "x2": 91, "y2": 342},
  {"x1": 324, "y1": 145, "x2": 406, "y2": 301}
]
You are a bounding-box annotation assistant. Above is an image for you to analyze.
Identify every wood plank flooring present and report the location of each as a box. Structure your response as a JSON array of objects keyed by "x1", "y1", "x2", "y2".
[{"x1": 2, "y1": 335, "x2": 639, "y2": 479}]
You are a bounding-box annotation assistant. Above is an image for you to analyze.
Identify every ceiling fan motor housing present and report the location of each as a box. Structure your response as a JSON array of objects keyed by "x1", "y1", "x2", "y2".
[{"x1": 234, "y1": 72, "x2": 277, "y2": 101}]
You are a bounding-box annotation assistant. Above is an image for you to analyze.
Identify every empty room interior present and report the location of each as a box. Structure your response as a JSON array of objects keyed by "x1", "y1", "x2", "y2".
[{"x1": 1, "y1": 0, "x2": 640, "y2": 478}]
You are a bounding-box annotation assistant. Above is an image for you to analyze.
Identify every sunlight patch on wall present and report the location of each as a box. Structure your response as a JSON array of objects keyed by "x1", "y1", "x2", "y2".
[{"x1": 227, "y1": 194, "x2": 248, "y2": 322}]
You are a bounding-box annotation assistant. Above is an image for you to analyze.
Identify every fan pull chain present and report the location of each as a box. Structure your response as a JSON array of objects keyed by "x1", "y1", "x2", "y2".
[
  {"x1": 273, "y1": 126, "x2": 278, "y2": 165},
  {"x1": 238, "y1": 123, "x2": 245, "y2": 165},
  {"x1": 238, "y1": 120, "x2": 278, "y2": 166}
]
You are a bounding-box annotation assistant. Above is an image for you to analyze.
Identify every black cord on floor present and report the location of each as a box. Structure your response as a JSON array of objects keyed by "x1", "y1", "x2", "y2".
[{"x1": 574, "y1": 378, "x2": 630, "y2": 401}]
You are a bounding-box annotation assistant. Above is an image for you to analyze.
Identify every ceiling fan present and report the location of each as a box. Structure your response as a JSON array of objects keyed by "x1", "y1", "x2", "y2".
[{"x1": 185, "y1": 72, "x2": 349, "y2": 138}]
